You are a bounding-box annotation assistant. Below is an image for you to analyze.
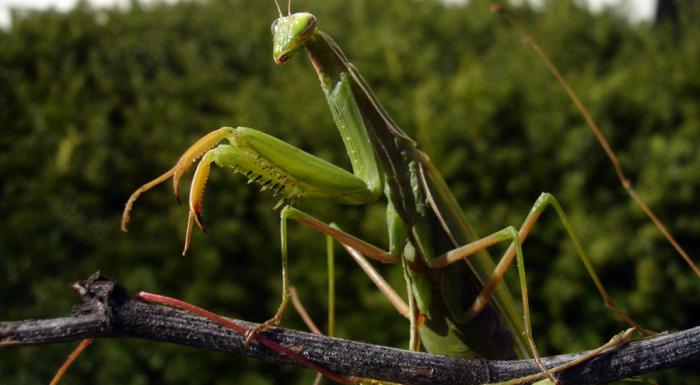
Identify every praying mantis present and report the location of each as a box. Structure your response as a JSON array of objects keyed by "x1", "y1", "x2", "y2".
[{"x1": 112, "y1": 1, "x2": 696, "y2": 384}]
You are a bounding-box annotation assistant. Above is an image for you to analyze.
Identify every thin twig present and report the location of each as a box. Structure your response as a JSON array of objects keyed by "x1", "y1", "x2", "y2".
[
  {"x1": 48, "y1": 338, "x2": 93, "y2": 385},
  {"x1": 290, "y1": 286, "x2": 323, "y2": 335},
  {"x1": 1, "y1": 273, "x2": 699, "y2": 385},
  {"x1": 491, "y1": 3, "x2": 700, "y2": 279}
]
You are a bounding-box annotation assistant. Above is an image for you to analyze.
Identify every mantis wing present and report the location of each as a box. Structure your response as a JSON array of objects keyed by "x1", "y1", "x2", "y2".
[
  {"x1": 419, "y1": 156, "x2": 530, "y2": 359},
  {"x1": 310, "y1": 29, "x2": 529, "y2": 359}
]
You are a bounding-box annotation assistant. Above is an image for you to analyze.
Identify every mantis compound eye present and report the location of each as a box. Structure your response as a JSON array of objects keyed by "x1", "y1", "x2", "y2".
[
  {"x1": 271, "y1": 18, "x2": 279, "y2": 35},
  {"x1": 299, "y1": 14, "x2": 316, "y2": 38}
]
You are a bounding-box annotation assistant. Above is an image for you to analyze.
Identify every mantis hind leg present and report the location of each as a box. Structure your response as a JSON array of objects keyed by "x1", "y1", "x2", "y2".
[
  {"x1": 431, "y1": 222, "x2": 557, "y2": 382},
  {"x1": 430, "y1": 192, "x2": 652, "y2": 384},
  {"x1": 445, "y1": 192, "x2": 650, "y2": 334}
]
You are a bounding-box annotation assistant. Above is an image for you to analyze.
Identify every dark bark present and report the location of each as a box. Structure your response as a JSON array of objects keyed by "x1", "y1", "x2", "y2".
[{"x1": 1, "y1": 272, "x2": 699, "y2": 385}]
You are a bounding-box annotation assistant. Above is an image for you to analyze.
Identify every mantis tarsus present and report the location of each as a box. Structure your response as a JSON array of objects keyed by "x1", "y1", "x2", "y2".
[{"x1": 113, "y1": 3, "x2": 664, "y2": 384}]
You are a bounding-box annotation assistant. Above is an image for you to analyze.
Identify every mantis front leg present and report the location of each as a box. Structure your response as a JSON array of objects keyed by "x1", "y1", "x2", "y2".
[
  {"x1": 122, "y1": 126, "x2": 382, "y2": 252},
  {"x1": 122, "y1": 125, "x2": 391, "y2": 338}
]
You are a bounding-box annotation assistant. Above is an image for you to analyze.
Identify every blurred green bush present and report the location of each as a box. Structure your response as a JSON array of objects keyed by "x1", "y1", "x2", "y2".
[{"x1": 1, "y1": 0, "x2": 698, "y2": 384}]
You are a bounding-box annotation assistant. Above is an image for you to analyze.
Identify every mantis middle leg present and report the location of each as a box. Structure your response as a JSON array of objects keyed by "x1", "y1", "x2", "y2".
[{"x1": 256, "y1": 206, "x2": 406, "y2": 341}]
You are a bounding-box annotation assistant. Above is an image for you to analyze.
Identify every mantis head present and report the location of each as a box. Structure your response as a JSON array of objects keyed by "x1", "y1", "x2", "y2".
[{"x1": 271, "y1": 12, "x2": 317, "y2": 64}]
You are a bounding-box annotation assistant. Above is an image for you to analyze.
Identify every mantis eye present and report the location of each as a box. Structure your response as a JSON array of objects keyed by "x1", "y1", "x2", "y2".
[
  {"x1": 271, "y1": 19, "x2": 279, "y2": 35},
  {"x1": 300, "y1": 15, "x2": 317, "y2": 37}
]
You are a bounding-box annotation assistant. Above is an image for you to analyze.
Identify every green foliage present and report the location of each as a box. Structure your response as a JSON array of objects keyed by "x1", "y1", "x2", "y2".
[{"x1": 1, "y1": 0, "x2": 698, "y2": 383}]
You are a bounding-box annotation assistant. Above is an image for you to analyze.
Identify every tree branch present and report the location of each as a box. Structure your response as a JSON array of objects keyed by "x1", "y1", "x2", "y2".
[{"x1": 1, "y1": 272, "x2": 698, "y2": 385}]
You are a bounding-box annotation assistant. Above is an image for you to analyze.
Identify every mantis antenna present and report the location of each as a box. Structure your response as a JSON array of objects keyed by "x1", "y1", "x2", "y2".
[
  {"x1": 273, "y1": 0, "x2": 283, "y2": 17},
  {"x1": 288, "y1": 0, "x2": 292, "y2": 16}
]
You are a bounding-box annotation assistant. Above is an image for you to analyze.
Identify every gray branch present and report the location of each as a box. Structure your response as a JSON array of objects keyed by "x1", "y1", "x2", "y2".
[{"x1": 1, "y1": 272, "x2": 698, "y2": 385}]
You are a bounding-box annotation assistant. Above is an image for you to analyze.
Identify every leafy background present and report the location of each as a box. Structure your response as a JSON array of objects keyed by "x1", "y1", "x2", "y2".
[{"x1": 1, "y1": 0, "x2": 699, "y2": 383}]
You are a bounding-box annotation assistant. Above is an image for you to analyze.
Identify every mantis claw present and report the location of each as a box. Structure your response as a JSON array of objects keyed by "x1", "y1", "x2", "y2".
[
  {"x1": 189, "y1": 150, "x2": 212, "y2": 232},
  {"x1": 195, "y1": 213, "x2": 207, "y2": 233},
  {"x1": 180, "y1": 150, "x2": 213, "y2": 255},
  {"x1": 183, "y1": 211, "x2": 195, "y2": 255},
  {"x1": 243, "y1": 317, "x2": 280, "y2": 347},
  {"x1": 122, "y1": 129, "x2": 232, "y2": 233},
  {"x1": 125, "y1": 125, "x2": 371, "y2": 256},
  {"x1": 121, "y1": 166, "x2": 177, "y2": 232},
  {"x1": 173, "y1": 129, "x2": 230, "y2": 202}
]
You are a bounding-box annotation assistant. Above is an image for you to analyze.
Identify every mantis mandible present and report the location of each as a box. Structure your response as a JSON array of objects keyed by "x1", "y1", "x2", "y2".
[{"x1": 119, "y1": 2, "x2": 648, "y2": 384}]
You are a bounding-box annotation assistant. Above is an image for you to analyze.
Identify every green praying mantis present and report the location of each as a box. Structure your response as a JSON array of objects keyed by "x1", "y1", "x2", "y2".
[{"x1": 113, "y1": 2, "x2": 694, "y2": 384}]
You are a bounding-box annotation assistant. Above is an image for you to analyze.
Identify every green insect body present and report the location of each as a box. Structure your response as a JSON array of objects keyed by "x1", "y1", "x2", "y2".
[
  {"x1": 215, "y1": 127, "x2": 377, "y2": 204},
  {"x1": 122, "y1": 7, "x2": 634, "y2": 385},
  {"x1": 119, "y1": 7, "x2": 529, "y2": 365},
  {"x1": 274, "y1": 11, "x2": 528, "y2": 360}
]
